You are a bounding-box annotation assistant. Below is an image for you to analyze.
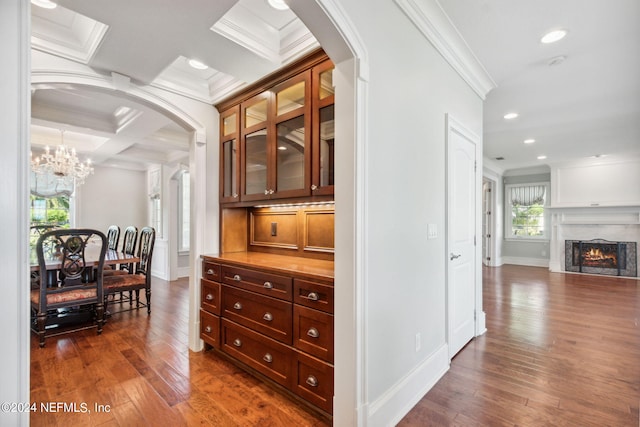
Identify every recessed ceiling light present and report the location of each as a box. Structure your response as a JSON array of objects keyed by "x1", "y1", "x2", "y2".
[
  {"x1": 548, "y1": 55, "x2": 567, "y2": 66},
  {"x1": 268, "y1": 0, "x2": 289, "y2": 10},
  {"x1": 537, "y1": 155, "x2": 547, "y2": 160},
  {"x1": 524, "y1": 139, "x2": 535, "y2": 144},
  {"x1": 31, "y1": 0, "x2": 57, "y2": 9},
  {"x1": 504, "y1": 112, "x2": 519, "y2": 120},
  {"x1": 188, "y1": 59, "x2": 208, "y2": 70},
  {"x1": 541, "y1": 29, "x2": 568, "y2": 44}
]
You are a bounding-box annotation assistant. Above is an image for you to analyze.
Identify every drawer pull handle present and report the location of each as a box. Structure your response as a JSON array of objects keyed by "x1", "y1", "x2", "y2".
[
  {"x1": 206, "y1": 269, "x2": 214, "y2": 275},
  {"x1": 205, "y1": 293, "x2": 214, "y2": 301},
  {"x1": 204, "y1": 326, "x2": 212, "y2": 333},
  {"x1": 263, "y1": 353, "x2": 273, "y2": 363},
  {"x1": 307, "y1": 327, "x2": 320, "y2": 338},
  {"x1": 233, "y1": 302, "x2": 242, "y2": 310},
  {"x1": 305, "y1": 375, "x2": 319, "y2": 387},
  {"x1": 233, "y1": 338, "x2": 242, "y2": 347},
  {"x1": 263, "y1": 281, "x2": 273, "y2": 289},
  {"x1": 307, "y1": 292, "x2": 319, "y2": 301},
  {"x1": 233, "y1": 274, "x2": 241, "y2": 281},
  {"x1": 263, "y1": 312, "x2": 273, "y2": 322}
]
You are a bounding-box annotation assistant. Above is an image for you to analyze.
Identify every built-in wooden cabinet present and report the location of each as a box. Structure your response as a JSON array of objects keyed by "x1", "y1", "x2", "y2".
[
  {"x1": 200, "y1": 253, "x2": 334, "y2": 416},
  {"x1": 217, "y1": 49, "x2": 334, "y2": 205}
]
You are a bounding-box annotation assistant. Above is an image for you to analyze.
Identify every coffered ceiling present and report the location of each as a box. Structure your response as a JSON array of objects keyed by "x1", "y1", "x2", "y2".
[{"x1": 30, "y1": 0, "x2": 640, "y2": 174}]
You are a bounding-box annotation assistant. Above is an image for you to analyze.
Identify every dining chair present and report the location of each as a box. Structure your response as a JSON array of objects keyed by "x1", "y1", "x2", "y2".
[
  {"x1": 30, "y1": 225, "x2": 58, "y2": 289},
  {"x1": 103, "y1": 226, "x2": 155, "y2": 314},
  {"x1": 106, "y1": 225, "x2": 120, "y2": 251},
  {"x1": 31, "y1": 228, "x2": 107, "y2": 348},
  {"x1": 104, "y1": 225, "x2": 138, "y2": 276}
]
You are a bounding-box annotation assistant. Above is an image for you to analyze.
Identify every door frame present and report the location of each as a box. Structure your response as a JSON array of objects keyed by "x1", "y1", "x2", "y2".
[{"x1": 445, "y1": 114, "x2": 486, "y2": 360}]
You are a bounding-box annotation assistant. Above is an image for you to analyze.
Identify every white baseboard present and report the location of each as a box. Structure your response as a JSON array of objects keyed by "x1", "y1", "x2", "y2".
[
  {"x1": 176, "y1": 266, "x2": 190, "y2": 278},
  {"x1": 366, "y1": 344, "x2": 449, "y2": 426},
  {"x1": 502, "y1": 256, "x2": 549, "y2": 268}
]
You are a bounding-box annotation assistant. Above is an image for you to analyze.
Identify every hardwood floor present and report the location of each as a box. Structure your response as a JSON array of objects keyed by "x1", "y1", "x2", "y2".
[
  {"x1": 30, "y1": 277, "x2": 330, "y2": 427},
  {"x1": 31, "y1": 266, "x2": 640, "y2": 426},
  {"x1": 400, "y1": 265, "x2": 640, "y2": 426}
]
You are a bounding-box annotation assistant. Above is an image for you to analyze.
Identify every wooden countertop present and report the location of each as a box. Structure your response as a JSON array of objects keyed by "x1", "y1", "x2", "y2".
[{"x1": 201, "y1": 252, "x2": 334, "y2": 282}]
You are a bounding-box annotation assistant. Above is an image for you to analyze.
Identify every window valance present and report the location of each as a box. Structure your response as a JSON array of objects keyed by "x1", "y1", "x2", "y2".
[{"x1": 510, "y1": 184, "x2": 546, "y2": 206}]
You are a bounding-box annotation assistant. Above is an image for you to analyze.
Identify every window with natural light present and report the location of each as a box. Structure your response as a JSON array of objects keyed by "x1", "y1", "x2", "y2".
[
  {"x1": 178, "y1": 171, "x2": 190, "y2": 252},
  {"x1": 506, "y1": 183, "x2": 548, "y2": 239},
  {"x1": 30, "y1": 194, "x2": 70, "y2": 227}
]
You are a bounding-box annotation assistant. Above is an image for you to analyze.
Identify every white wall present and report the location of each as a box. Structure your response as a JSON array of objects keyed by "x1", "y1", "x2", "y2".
[
  {"x1": 330, "y1": 1, "x2": 483, "y2": 424},
  {"x1": 0, "y1": 1, "x2": 30, "y2": 426},
  {"x1": 75, "y1": 166, "x2": 147, "y2": 234}
]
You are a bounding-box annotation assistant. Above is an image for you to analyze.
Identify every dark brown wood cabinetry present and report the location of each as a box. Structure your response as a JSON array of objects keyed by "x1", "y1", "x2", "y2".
[
  {"x1": 216, "y1": 49, "x2": 334, "y2": 205},
  {"x1": 200, "y1": 252, "x2": 334, "y2": 416}
]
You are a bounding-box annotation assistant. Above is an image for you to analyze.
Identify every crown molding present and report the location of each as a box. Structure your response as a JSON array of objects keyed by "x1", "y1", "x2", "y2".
[{"x1": 394, "y1": 0, "x2": 496, "y2": 100}]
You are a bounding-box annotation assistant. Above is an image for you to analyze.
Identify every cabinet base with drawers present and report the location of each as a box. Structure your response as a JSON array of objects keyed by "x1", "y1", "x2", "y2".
[{"x1": 200, "y1": 252, "x2": 334, "y2": 416}]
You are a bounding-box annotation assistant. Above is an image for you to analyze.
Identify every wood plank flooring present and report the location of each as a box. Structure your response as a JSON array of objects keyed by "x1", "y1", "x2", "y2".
[
  {"x1": 30, "y1": 277, "x2": 330, "y2": 427},
  {"x1": 400, "y1": 265, "x2": 640, "y2": 426},
  {"x1": 31, "y1": 266, "x2": 640, "y2": 426}
]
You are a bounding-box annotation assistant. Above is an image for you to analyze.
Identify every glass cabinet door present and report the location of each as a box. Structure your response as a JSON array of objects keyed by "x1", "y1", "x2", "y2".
[
  {"x1": 244, "y1": 129, "x2": 268, "y2": 196},
  {"x1": 219, "y1": 106, "x2": 240, "y2": 203},
  {"x1": 270, "y1": 72, "x2": 311, "y2": 199},
  {"x1": 312, "y1": 60, "x2": 335, "y2": 195},
  {"x1": 241, "y1": 93, "x2": 271, "y2": 201}
]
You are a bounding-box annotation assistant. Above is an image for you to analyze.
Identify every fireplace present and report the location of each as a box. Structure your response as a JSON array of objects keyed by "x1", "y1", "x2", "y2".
[{"x1": 565, "y1": 239, "x2": 637, "y2": 277}]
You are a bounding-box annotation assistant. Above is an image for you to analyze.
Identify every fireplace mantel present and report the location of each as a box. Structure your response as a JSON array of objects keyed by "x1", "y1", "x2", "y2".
[{"x1": 548, "y1": 206, "x2": 640, "y2": 276}]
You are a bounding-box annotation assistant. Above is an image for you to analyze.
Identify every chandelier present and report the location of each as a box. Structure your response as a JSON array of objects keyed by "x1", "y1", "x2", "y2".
[{"x1": 30, "y1": 130, "x2": 94, "y2": 196}]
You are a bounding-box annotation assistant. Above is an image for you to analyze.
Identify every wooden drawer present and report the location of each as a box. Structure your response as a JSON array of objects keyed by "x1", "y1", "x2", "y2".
[
  {"x1": 221, "y1": 265, "x2": 292, "y2": 301},
  {"x1": 293, "y1": 350, "x2": 334, "y2": 415},
  {"x1": 221, "y1": 319, "x2": 293, "y2": 389},
  {"x1": 201, "y1": 279, "x2": 221, "y2": 315},
  {"x1": 293, "y1": 305, "x2": 334, "y2": 362},
  {"x1": 222, "y1": 285, "x2": 292, "y2": 344},
  {"x1": 200, "y1": 309, "x2": 220, "y2": 349},
  {"x1": 202, "y1": 261, "x2": 221, "y2": 282},
  {"x1": 293, "y1": 279, "x2": 334, "y2": 314}
]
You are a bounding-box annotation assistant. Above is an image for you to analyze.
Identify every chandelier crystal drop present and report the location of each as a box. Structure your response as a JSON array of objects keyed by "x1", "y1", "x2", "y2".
[{"x1": 30, "y1": 130, "x2": 94, "y2": 187}]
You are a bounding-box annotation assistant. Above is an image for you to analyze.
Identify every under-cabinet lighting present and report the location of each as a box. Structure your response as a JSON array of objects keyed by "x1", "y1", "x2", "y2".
[{"x1": 254, "y1": 201, "x2": 335, "y2": 209}]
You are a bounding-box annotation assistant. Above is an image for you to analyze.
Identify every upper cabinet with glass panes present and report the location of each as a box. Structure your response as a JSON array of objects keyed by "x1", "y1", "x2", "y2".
[{"x1": 215, "y1": 49, "x2": 334, "y2": 205}]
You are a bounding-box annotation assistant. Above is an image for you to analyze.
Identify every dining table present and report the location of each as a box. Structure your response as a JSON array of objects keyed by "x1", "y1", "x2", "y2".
[
  {"x1": 30, "y1": 243, "x2": 141, "y2": 333},
  {"x1": 30, "y1": 246, "x2": 140, "y2": 272}
]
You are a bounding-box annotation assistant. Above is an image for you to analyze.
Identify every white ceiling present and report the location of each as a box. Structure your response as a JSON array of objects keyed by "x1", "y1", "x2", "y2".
[
  {"x1": 30, "y1": 0, "x2": 640, "y2": 173},
  {"x1": 439, "y1": 0, "x2": 640, "y2": 173}
]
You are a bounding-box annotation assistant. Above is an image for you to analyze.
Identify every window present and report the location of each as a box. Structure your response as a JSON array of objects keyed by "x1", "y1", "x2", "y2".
[
  {"x1": 30, "y1": 194, "x2": 71, "y2": 227},
  {"x1": 506, "y1": 183, "x2": 548, "y2": 239},
  {"x1": 178, "y1": 171, "x2": 190, "y2": 252}
]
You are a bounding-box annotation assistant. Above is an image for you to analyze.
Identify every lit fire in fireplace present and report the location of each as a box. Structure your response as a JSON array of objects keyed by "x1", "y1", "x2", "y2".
[{"x1": 582, "y1": 246, "x2": 617, "y2": 267}]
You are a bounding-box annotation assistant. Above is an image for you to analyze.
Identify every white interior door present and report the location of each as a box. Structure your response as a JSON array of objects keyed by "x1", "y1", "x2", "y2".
[{"x1": 447, "y1": 117, "x2": 477, "y2": 359}]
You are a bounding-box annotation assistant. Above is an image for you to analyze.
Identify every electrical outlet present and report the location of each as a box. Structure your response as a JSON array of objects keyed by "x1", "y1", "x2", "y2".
[{"x1": 415, "y1": 333, "x2": 421, "y2": 352}]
